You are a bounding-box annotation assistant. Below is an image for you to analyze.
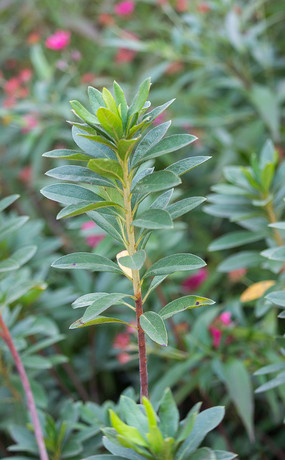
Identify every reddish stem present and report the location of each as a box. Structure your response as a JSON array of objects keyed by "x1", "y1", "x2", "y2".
[
  {"x1": 0, "y1": 313, "x2": 49, "y2": 460},
  {"x1": 135, "y1": 293, "x2": 149, "y2": 401}
]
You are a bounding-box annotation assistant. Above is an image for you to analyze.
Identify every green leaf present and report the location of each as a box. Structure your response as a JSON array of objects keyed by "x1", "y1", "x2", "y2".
[
  {"x1": 70, "y1": 100, "x2": 99, "y2": 125},
  {"x1": 223, "y1": 360, "x2": 254, "y2": 441},
  {"x1": 42, "y1": 148, "x2": 91, "y2": 161},
  {"x1": 133, "y1": 171, "x2": 181, "y2": 194},
  {"x1": 144, "y1": 254, "x2": 206, "y2": 278},
  {"x1": 254, "y1": 362, "x2": 285, "y2": 376},
  {"x1": 143, "y1": 275, "x2": 168, "y2": 302},
  {"x1": 140, "y1": 311, "x2": 168, "y2": 346},
  {"x1": 209, "y1": 231, "x2": 266, "y2": 251},
  {"x1": 88, "y1": 86, "x2": 105, "y2": 114},
  {"x1": 9, "y1": 246, "x2": 37, "y2": 267},
  {"x1": 73, "y1": 292, "x2": 114, "y2": 308},
  {"x1": 143, "y1": 99, "x2": 175, "y2": 123},
  {"x1": 109, "y1": 410, "x2": 148, "y2": 447},
  {"x1": 0, "y1": 258, "x2": 20, "y2": 272},
  {"x1": 119, "y1": 396, "x2": 149, "y2": 436},
  {"x1": 114, "y1": 81, "x2": 128, "y2": 127},
  {"x1": 88, "y1": 211, "x2": 124, "y2": 243},
  {"x1": 45, "y1": 165, "x2": 113, "y2": 186},
  {"x1": 0, "y1": 216, "x2": 29, "y2": 242},
  {"x1": 176, "y1": 407, "x2": 225, "y2": 459},
  {"x1": 159, "y1": 296, "x2": 215, "y2": 320},
  {"x1": 269, "y1": 222, "x2": 285, "y2": 229},
  {"x1": 88, "y1": 159, "x2": 124, "y2": 182},
  {"x1": 214, "y1": 451, "x2": 237, "y2": 460},
  {"x1": 188, "y1": 448, "x2": 216, "y2": 460},
  {"x1": 97, "y1": 107, "x2": 123, "y2": 140},
  {"x1": 129, "y1": 77, "x2": 151, "y2": 117},
  {"x1": 40, "y1": 183, "x2": 101, "y2": 205},
  {"x1": 167, "y1": 197, "x2": 206, "y2": 219},
  {"x1": 176, "y1": 402, "x2": 202, "y2": 444},
  {"x1": 82, "y1": 293, "x2": 130, "y2": 322},
  {"x1": 133, "y1": 209, "x2": 173, "y2": 229},
  {"x1": 218, "y1": 251, "x2": 263, "y2": 272},
  {"x1": 265, "y1": 290, "x2": 285, "y2": 307},
  {"x1": 102, "y1": 87, "x2": 118, "y2": 114},
  {"x1": 142, "y1": 134, "x2": 197, "y2": 163},
  {"x1": 150, "y1": 189, "x2": 173, "y2": 210},
  {"x1": 70, "y1": 316, "x2": 132, "y2": 330},
  {"x1": 166, "y1": 156, "x2": 211, "y2": 176},
  {"x1": 142, "y1": 397, "x2": 157, "y2": 428},
  {"x1": 51, "y1": 252, "x2": 122, "y2": 273},
  {"x1": 118, "y1": 138, "x2": 140, "y2": 160},
  {"x1": 103, "y1": 437, "x2": 146, "y2": 460},
  {"x1": 158, "y1": 388, "x2": 179, "y2": 438},
  {"x1": 72, "y1": 125, "x2": 114, "y2": 158},
  {"x1": 57, "y1": 201, "x2": 121, "y2": 219},
  {"x1": 255, "y1": 372, "x2": 285, "y2": 393},
  {"x1": 118, "y1": 250, "x2": 146, "y2": 270},
  {"x1": 261, "y1": 163, "x2": 274, "y2": 192},
  {"x1": 0, "y1": 194, "x2": 19, "y2": 212},
  {"x1": 131, "y1": 121, "x2": 171, "y2": 167}
]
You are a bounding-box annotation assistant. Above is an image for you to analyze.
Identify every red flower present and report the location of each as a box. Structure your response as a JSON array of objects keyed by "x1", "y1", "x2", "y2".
[
  {"x1": 117, "y1": 352, "x2": 131, "y2": 364},
  {"x1": 209, "y1": 311, "x2": 233, "y2": 348},
  {"x1": 114, "y1": 1, "x2": 135, "y2": 16},
  {"x1": 81, "y1": 221, "x2": 105, "y2": 248},
  {"x1": 115, "y1": 48, "x2": 137, "y2": 63},
  {"x1": 45, "y1": 30, "x2": 71, "y2": 50},
  {"x1": 182, "y1": 267, "x2": 208, "y2": 292},
  {"x1": 197, "y1": 3, "x2": 210, "y2": 13},
  {"x1": 113, "y1": 332, "x2": 130, "y2": 349}
]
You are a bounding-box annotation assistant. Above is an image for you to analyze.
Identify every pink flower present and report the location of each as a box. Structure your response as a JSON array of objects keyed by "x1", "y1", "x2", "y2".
[
  {"x1": 115, "y1": 48, "x2": 137, "y2": 63},
  {"x1": 219, "y1": 311, "x2": 232, "y2": 326},
  {"x1": 114, "y1": 1, "x2": 135, "y2": 16},
  {"x1": 209, "y1": 327, "x2": 222, "y2": 348},
  {"x1": 209, "y1": 311, "x2": 233, "y2": 348},
  {"x1": 81, "y1": 221, "x2": 105, "y2": 248},
  {"x1": 19, "y1": 68, "x2": 32, "y2": 83},
  {"x1": 113, "y1": 332, "x2": 130, "y2": 349},
  {"x1": 45, "y1": 30, "x2": 71, "y2": 50},
  {"x1": 117, "y1": 352, "x2": 131, "y2": 364},
  {"x1": 228, "y1": 268, "x2": 247, "y2": 283},
  {"x1": 182, "y1": 267, "x2": 208, "y2": 292},
  {"x1": 21, "y1": 114, "x2": 39, "y2": 133},
  {"x1": 18, "y1": 165, "x2": 32, "y2": 184},
  {"x1": 153, "y1": 113, "x2": 165, "y2": 126}
]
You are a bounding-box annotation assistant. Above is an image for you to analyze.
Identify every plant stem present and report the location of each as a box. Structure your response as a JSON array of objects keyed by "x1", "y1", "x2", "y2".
[
  {"x1": 0, "y1": 313, "x2": 49, "y2": 460},
  {"x1": 122, "y1": 165, "x2": 148, "y2": 401}
]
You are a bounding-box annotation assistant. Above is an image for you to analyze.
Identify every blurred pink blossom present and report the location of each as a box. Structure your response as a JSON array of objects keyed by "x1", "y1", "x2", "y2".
[
  {"x1": 19, "y1": 68, "x2": 32, "y2": 82},
  {"x1": 182, "y1": 267, "x2": 208, "y2": 292},
  {"x1": 115, "y1": 48, "x2": 137, "y2": 63},
  {"x1": 117, "y1": 352, "x2": 131, "y2": 364},
  {"x1": 21, "y1": 114, "x2": 39, "y2": 133},
  {"x1": 81, "y1": 221, "x2": 105, "y2": 248},
  {"x1": 209, "y1": 311, "x2": 233, "y2": 348},
  {"x1": 113, "y1": 332, "x2": 130, "y2": 349},
  {"x1": 115, "y1": 1, "x2": 135, "y2": 16},
  {"x1": 228, "y1": 268, "x2": 247, "y2": 283},
  {"x1": 45, "y1": 30, "x2": 71, "y2": 50},
  {"x1": 153, "y1": 113, "x2": 165, "y2": 126}
]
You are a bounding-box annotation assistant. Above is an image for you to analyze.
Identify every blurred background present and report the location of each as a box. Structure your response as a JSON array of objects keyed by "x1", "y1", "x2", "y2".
[{"x1": 0, "y1": 1, "x2": 285, "y2": 459}]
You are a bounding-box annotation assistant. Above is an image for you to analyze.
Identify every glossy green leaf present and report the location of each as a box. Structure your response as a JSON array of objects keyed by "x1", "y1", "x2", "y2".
[
  {"x1": 158, "y1": 388, "x2": 179, "y2": 438},
  {"x1": 70, "y1": 100, "x2": 99, "y2": 125},
  {"x1": 168, "y1": 197, "x2": 206, "y2": 219},
  {"x1": 51, "y1": 252, "x2": 122, "y2": 273},
  {"x1": 70, "y1": 316, "x2": 131, "y2": 330},
  {"x1": 131, "y1": 121, "x2": 171, "y2": 166},
  {"x1": 40, "y1": 183, "x2": 101, "y2": 205},
  {"x1": 88, "y1": 159, "x2": 124, "y2": 181},
  {"x1": 209, "y1": 231, "x2": 266, "y2": 251},
  {"x1": 0, "y1": 194, "x2": 19, "y2": 212},
  {"x1": 265, "y1": 290, "x2": 285, "y2": 307},
  {"x1": 166, "y1": 156, "x2": 210, "y2": 176},
  {"x1": 129, "y1": 77, "x2": 151, "y2": 117},
  {"x1": 218, "y1": 251, "x2": 263, "y2": 272},
  {"x1": 97, "y1": 107, "x2": 123, "y2": 139},
  {"x1": 140, "y1": 311, "x2": 168, "y2": 346},
  {"x1": 159, "y1": 296, "x2": 215, "y2": 319},
  {"x1": 133, "y1": 171, "x2": 181, "y2": 194},
  {"x1": 82, "y1": 293, "x2": 130, "y2": 322},
  {"x1": 118, "y1": 250, "x2": 146, "y2": 270},
  {"x1": 109, "y1": 410, "x2": 148, "y2": 447},
  {"x1": 57, "y1": 201, "x2": 121, "y2": 219},
  {"x1": 133, "y1": 209, "x2": 173, "y2": 229},
  {"x1": 45, "y1": 165, "x2": 113, "y2": 186},
  {"x1": 223, "y1": 360, "x2": 254, "y2": 441},
  {"x1": 102, "y1": 87, "x2": 118, "y2": 114},
  {"x1": 114, "y1": 81, "x2": 128, "y2": 127},
  {"x1": 144, "y1": 253, "x2": 206, "y2": 278}
]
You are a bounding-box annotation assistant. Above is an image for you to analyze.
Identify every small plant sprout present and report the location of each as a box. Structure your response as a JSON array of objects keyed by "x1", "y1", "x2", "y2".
[{"x1": 41, "y1": 78, "x2": 214, "y2": 400}]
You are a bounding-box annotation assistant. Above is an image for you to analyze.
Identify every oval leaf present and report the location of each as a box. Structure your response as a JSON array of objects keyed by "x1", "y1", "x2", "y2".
[
  {"x1": 52, "y1": 253, "x2": 121, "y2": 273},
  {"x1": 159, "y1": 296, "x2": 215, "y2": 319},
  {"x1": 133, "y1": 209, "x2": 173, "y2": 229},
  {"x1": 140, "y1": 311, "x2": 168, "y2": 346},
  {"x1": 144, "y1": 254, "x2": 206, "y2": 278}
]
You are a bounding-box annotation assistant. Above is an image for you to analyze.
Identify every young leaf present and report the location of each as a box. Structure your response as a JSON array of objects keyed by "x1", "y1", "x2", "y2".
[
  {"x1": 159, "y1": 296, "x2": 215, "y2": 320},
  {"x1": 109, "y1": 410, "x2": 148, "y2": 447},
  {"x1": 51, "y1": 253, "x2": 122, "y2": 273},
  {"x1": 113, "y1": 81, "x2": 128, "y2": 128},
  {"x1": 97, "y1": 107, "x2": 124, "y2": 140},
  {"x1": 132, "y1": 209, "x2": 173, "y2": 229},
  {"x1": 140, "y1": 312, "x2": 168, "y2": 346},
  {"x1": 102, "y1": 87, "x2": 118, "y2": 114},
  {"x1": 118, "y1": 138, "x2": 140, "y2": 160},
  {"x1": 88, "y1": 159, "x2": 124, "y2": 182},
  {"x1": 88, "y1": 86, "x2": 105, "y2": 114},
  {"x1": 129, "y1": 77, "x2": 151, "y2": 117},
  {"x1": 70, "y1": 100, "x2": 99, "y2": 125},
  {"x1": 144, "y1": 254, "x2": 206, "y2": 278}
]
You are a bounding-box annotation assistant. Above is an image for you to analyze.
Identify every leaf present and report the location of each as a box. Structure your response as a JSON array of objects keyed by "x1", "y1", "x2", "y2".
[
  {"x1": 114, "y1": 81, "x2": 128, "y2": 127},
  {"x1": 133, "y1": 209, "x2": 173, "y2": 229},
  {"x1": 142, "y1": 134, "x2": 197, "y2": 163},
  {"x1": 70, "y1": 100, "x2": 99, "y2": 125},
  {"x1": 0, "y1": 194, "x2": 19, "y2": 212},
  {"x1": 150, "y1": 189, "x2": 173, "y2": 210},
  {"x1": 240, "y1": 281, "x2": 275, "y2": 303},
  {"x1": 51, "y1": 252, "x2": 122, "y2": 273},
  {"x1": 88, "y1": 86, "x2": 105, "y2": 114},
  {"x1": 209, "y1": 231, "x2": 266, "y2": 251},
  {"x1": 255, "y1": 372, "x2": 285, "y2": 393},
  {"x1": 88, "y1": 210, "x2": 124, "y2": 243},
  {"x1": 218, "y1": 251, "x2": 263, "y2": 272},
  {"x1": 97, "y1": 107, "x2": 123, "y2": 140},
  {"x1": 119, "y1": 396, "x2": 149, "y2": 436},
  {"x1": 176, "y1": 402, "x2": 202, "y2": 444},
  {"x1": 188, "y1": 448, "x2": 216, "y2": 460},
  {"x1": 109, "y1": 410, "x2": 148, "y2": 447},
  {"x1": 133, "y1": 171, "x2": 181, "y2": 194},
  {"x1": 129, "y1": 77, "x2": 151, "y2": 117},
  {"x1": 166, "y1": 156, "x2": 211, "y2": 176},
  {"x1": 45, "y1": 165, "x2": 113, "y2": 186},
  {"x1": 0, "y1": 216, "x2": 29, "y2": 242},
  {"x1": 103, "y1": 437, "x2": 146, "y2": 460},
  {"x1": 0, "y1": 258, "x2": 19, "y2": 272},
  {"x1": 118, "y1": 250, "x2": 146, "y2": 270},
  {"x1": 214, "y1": 451, "x2": 237, "y2": 460},
  {"x1": 143, "y1": 99, "x2": 175, "y2": 123},
  {"x1": 118, "y1": 138, "x2": 139, "y2": 160},
  {"x1": 57, "y1": 201, "x2": 121, "y2": 219},
  {"x1": 42, "y1": 148, "x2": 91, "y2": 161},
  {"x1": 254, "y1": 362, "x2": 285, "y2": 376},
  {"x1": 140, "y1": 311, "x2": 168, "y2": 346},
  {"x1": 70, "y1": 316, "x2": 132, "y2": 330},
  {"x1": 144, "y1": 254, "x2": 206, "y2": 278},
  {"x1": 82, "y1": 293, "x2": 130, "y2": 322},
  {"x1": 9, "y1": 246, "x2": 37, "y2": 267},
  {"x1": 265, "y1": 290, "x2": 285, "y2": 307},
  {"x1": 41, "y1": 183, "x2": 101, "y2": 205},
  {"x1": 249, "y1": 85, "x2": 280, "y2": 141},
  {"x1": 167, "y1": 197, "x2": 206, "y2": 219},
  {"x1": 158, "y1": 388, "x2": 179, "y2": 438},
  {"x1": 223, "y1": 360, "x2": 254, "y2": 441},
  {"x1": 159, "y1": 296, "x2": 215, "y2": 320},
  {"x1": 143, "y1": 275, "x2": 168, "y2": 302},
  {"x1": 131, "y1": 121, "x2": 171, "y2": 167},
  {"x1": 102, "y1": 87, "x2": 118, "y2": 114},
  {"x1": 72, "y1": 125, "x2": 114, "y2": 159},
  {"x1": 88, "y1": 159, "x2": 124, "y2": 181},
  {"x1": 73, "y1": 292, "x2": 115, "y2": 308},
  {"x1": 176, "y1": 407, "x2": 225, "y2": 459}
]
